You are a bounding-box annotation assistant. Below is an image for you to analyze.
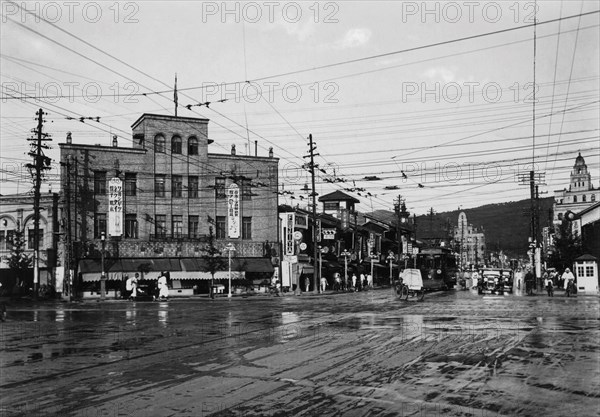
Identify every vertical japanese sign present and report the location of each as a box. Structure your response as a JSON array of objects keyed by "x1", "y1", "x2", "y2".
[
  {"x1": 227, "y1": 183, "x2": 240, "y2": 238},
  {"x1": 285, "y1": 213, "x2": 295, "y2": 255},
  {"x1": 108, "y1": 177, "x2": 123, "y2": 236}
]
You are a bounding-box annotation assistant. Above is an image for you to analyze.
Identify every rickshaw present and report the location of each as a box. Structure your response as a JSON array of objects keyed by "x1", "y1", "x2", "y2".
[{"x1": 394, "y1": 268, "x2": 425, "y2": 301}]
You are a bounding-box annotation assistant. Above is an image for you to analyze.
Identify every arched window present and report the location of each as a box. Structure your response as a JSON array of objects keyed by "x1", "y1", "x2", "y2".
[
  {"x1": 558, "y1": 213, "x2": 563, "y2": 221},
  {"x1": 188, "y1": 137, "x2": 198, "y2": 155},
  {"x1": 172, "y1": 136, "x2": 182, "y2": 154},
  {"x1": 592, "y1": 194, "x2": 596, "y2": 202},
  {"x1": 573, "y1": 195, "x2": 577, "y2": 203},
  {"x1": 155, "y1": 134, "x2": 165, "y2": 153},
  {"x1": 583, "y1": 195, "x2": 587, "y2": 202}
]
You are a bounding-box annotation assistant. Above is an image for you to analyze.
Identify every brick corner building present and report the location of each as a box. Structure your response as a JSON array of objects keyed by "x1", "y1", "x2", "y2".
[{"x1": 59, "y1": 113, "x2": 279, "y2": 298}]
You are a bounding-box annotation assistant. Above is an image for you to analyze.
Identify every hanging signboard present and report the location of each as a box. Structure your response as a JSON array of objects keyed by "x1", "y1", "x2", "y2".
[
  {"x1": 284, "y1": 212, "x2": 295, "y2": 255},
  {"x1": 322, "y1": 228, "x2": 336, "y2": 240},
  {"x1": 227, "y1": 183, "x2": 240, "y2": 238},
  {"x1": 108, "y1": 177, "x2": 123, "y2": 236}
]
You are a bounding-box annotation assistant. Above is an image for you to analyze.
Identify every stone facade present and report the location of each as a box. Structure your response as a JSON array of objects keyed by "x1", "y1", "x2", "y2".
[
  {"x1": 0, "y1": 193, "x2": 59, "y2": 286},
  {"x1": 59, "y1": 113, "x2": 279, "y2": 266}
]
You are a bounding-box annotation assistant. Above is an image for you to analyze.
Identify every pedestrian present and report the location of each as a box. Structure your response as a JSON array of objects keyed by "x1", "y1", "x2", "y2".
[
  {"x1": 359, "y1": 273, "x2": 365, "y2": 291},
  {"x1": 562, "y1": 268, "x2": 575, "y2": 290},
  {"x1": 157, "y1": 271, "x2": 169, "y2": 300},
  {"x1": 304, "y1": 276, "x2": 310, "y2": 292},
  {"x1": 471, "y1": 270, "x2": 480, "y2": 289},
  {"x1": 514, "y1": 267, "x2": 523, "y2": 290},
  {"x1": 352, "y1": 273, "x2": 357, "y2": 291},
  {"x1": 545, "y1": 274, "x2": 554, "y2": 297},
  {"x1": 524, "y1": 266, "x2": 535, "y2": 295},
  {"x1": 126, "y1": 273, "x2": 140, "y2": 300},
  {"x1": 539, "y1": 269, "x2": 547, "y2": 292},
  {"x1": 367, "y1": 273, "x2": 373, "y2": 288},
  {"x1": 320, "y1": 276, "x2": 328, "y2": 292},
  {"x1": 334, "y1": 273, "x2": 341, "y2": 291}
]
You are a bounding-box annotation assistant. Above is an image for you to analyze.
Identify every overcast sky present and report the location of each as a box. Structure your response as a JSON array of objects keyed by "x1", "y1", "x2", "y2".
[{"x1": 1, "y1": 1, "x2": 599, "y2": 215}]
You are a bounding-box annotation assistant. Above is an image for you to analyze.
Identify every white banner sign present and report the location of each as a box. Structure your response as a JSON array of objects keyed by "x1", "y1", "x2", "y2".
[
  {"x1": 285, "y1": 213, "x2": 295, "y2": 255},
  {"x1": 108, "y1": 177, "x2": 123, "y2": 236},
  {"x1": 227, "y1": 183, "x2": 240, "y2": 238}
]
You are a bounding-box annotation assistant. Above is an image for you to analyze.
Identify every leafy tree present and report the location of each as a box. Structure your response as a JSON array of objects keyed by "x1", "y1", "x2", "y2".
[
  {"x1": 549, "y1": 219, "x2": 583, "y2": 271},
  {"x1": 7, "y1": 229, "x2": 32, "y2": 288},
  {"x1": 201, "y1": 226, "x2": 225, "y2": 298}
]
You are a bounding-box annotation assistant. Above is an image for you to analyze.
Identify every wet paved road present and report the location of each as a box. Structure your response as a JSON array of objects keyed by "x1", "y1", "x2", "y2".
[{"x1": 1, "y1": 288, "x2": 599, "y2": 417}]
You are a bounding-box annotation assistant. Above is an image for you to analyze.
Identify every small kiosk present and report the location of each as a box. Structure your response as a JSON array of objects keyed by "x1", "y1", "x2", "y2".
[{"x1": 574, "y1": 254, "x2": 598, "y2": 294}]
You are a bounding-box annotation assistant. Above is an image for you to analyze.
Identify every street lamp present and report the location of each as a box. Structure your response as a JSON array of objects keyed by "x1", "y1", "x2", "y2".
[
  {"x1": 100, "y1": 232, "x2": 106, "y2": 300},
  {"x1": 341, "y1": 249, "x2": 351, "y2": 289},
  {"x1": 225, "y1": 243, "x2": 235, "y2": 298},
  {"x1": 387, "y1": 251, "x2": 395, "y2": 285}
]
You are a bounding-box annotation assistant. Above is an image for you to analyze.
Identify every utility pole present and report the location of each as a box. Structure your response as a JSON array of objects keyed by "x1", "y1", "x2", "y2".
[
  {"x1": 61, "y1": 154, "x2": 73, "y2": 300},
  {"x1": 304, "y1": 134, "x2": 319, "y2": 293},
  {"x1": 26, "y1": 109, "x2": 52, "y2": 299}
]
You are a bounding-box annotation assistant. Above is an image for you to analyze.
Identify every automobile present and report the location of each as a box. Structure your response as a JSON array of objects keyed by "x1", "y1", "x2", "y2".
[
  {"x1": 478, "y1": 268, "x2": 513, "y2": 295},
  {"x1": 478, "y1": 269, "x2": 502, "y2": 294},
  {"x1": 500, "y1": 269, "x2": 514, "y2": 293},
  {"x1": 394, "y1": 268, "x2": 425, "y2": 301}
]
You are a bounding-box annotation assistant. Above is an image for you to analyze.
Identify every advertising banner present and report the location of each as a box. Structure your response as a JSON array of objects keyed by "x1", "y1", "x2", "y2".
[
  {"x1": 108, "y1": 177, "x2": 123, "y2": 236},
  {"x1": 227, "y1": 183, "x2": 240, "y2": 238}
]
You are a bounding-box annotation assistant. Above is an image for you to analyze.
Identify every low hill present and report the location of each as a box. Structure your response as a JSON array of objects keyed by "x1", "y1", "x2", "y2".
[{"x1": 370, "y1": 197, "x2": 555, "y2": 257}]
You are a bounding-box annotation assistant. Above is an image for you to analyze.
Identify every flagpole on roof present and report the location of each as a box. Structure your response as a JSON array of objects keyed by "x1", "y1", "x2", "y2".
[{"x1": 174, "y1": 73, "x2": 178, "y2": 117}]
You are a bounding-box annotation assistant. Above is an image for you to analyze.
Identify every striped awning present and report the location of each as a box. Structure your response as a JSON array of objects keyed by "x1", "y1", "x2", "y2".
[{"x1": 79, "y1": 257, "x2": 272, "y2": 281}]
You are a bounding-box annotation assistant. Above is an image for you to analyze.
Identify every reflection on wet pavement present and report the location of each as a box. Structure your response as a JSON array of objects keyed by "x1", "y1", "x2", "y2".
[{"x1": 0, "y1": 290, "x2": 598, "y2": 416}]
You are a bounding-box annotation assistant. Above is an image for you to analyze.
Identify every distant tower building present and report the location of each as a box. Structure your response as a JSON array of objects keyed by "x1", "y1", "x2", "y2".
[
  {"x1": 553, "y1": 153, "x2": 599, "y2": 231},
  {"x1": 454, "y1": 211, "x2": 486, "y2": 269}
]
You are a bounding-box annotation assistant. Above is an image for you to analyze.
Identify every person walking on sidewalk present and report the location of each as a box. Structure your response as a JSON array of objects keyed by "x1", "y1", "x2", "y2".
[
  {"x1": 304, "y1": 276, "x2": 310, "y2": 292},
  {"x1": 320, "y1": 276, "x2": 328, "y2": 292}
]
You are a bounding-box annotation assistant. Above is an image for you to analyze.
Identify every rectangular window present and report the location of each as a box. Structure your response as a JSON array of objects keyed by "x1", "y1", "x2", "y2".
[
  {"x1": 94, "y1": 213, "x2": 106, "y2": 238},
  {"x1": 188, "y1": 176, "x2": 199, "y2": 198},
  {"x1": 125, "y1": 173, "x2": 137, "y2": 196},
  {"x1": 155, "y1": 215, "x2": 167, "y2": 238},
  {"x1": 155, "y1": 175, "x2": 166, "y2": 197},
  {"x1": 31, "y1": 229, "x2": 44, "y2": 249},
  {"x1": 216, "y1": 216, "x2": 226, "y2": 239},
  {"x1": 242, "y1": 179, "x2": 252, "y2": 201},
  {"x1": 189, "y1": 215, "x2": 199, "y2": 239},
  {"x1": 215, "y1": 177, "x2": 226, "y2": 199},
  {"x1": 586, "y1": 266, "x2": 594, "y2": 277},
  {"x1": 188, "y1": 138, "x2": 198, "y2": 155},
  {"x1": 324, "y1": 202, "x2": 339, "y2": 211},
  {"x1": 172, "y1": 175, "x2": 183, "y2": 198},
  {"x1": 125, "y1": 214, "x2": 138, "y2": 239},
  {"x1": 0, "y1": 230, "x2": 5, "y2": 251},
  {"x1": 172, "y1": 215, "x2": 183, "y2": 238},
  {"x1": 6, "y1": 230, "x2": 14, "y2": 249},
  {"x1": 94, "y1": 171, "x2": 106, "y2": 195},
  {"x1": 242, "y1": 217, "x2": 252, "y2": 240}
]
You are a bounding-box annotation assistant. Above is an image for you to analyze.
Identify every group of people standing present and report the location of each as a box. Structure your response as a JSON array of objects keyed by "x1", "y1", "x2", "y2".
[
  {"x1": 515, "y1": 266, "x2": 576, "y2": 294},
  {"x1": 124, "y1": 272, "x2": 169, "y2": 301},
  {"x1": 305, "y1": 272, "x2": 373, "y2": 292}
]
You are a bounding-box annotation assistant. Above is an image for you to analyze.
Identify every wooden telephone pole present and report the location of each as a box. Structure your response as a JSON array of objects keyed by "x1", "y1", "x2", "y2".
[
  {"x1": 304, "y1": 134, "x2": 320, "y2": 293},
  {"x1": 26, "y1": 109, "x2": 52, "y2": 298}
]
